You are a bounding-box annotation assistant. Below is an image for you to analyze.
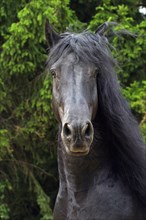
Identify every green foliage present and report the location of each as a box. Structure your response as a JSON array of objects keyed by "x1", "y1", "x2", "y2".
[
  {"x1": 0, "y1": 181, "x2": 10, "y2": 220},
  {"x1": 30, "y1": 173, "x2": 53, "y2": 220},
  {"x1": 0, "y1": 129, "x2": 11, "y2": 159},
  {"x1": 123, "y1": 81, "x2": 146, "y2": 115},
  {"x1": 123, "y1": 81, "x2": 146, "y2": 140}
]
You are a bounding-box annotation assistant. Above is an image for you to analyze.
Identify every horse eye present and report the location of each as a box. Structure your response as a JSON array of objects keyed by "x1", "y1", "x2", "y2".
[
  {"x1": 50, "y1": 69, "x2": 56, "y2": 78},
  {"x1": 93, "y1": 68, "x2": 99, "y2": 78},
  {"x1": 93, "y1": 71, "x2": 97, "y2": 78}
]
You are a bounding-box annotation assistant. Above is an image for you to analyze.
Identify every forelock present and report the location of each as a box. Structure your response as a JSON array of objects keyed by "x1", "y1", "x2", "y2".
[{"x1": 47, "y1": 32, "x2": 114, "y2": 68}]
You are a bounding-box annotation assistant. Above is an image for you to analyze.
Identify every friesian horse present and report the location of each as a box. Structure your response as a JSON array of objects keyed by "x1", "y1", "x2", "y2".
[{"x1": 45, "y1": 20, "x2": 146, "y2": 220}]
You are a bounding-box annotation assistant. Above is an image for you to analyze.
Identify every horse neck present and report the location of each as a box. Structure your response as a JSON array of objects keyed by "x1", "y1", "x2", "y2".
[{"x1": 57, "y1": 124, "x2": 109, "y2": 192}]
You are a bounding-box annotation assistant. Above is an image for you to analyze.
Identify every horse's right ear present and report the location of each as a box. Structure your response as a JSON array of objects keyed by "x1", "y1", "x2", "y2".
[{"x1": 45, "y1": 19, "x2": 61, "y2": 47}]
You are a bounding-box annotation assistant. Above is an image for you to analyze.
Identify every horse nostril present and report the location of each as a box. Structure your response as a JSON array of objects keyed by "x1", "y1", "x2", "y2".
[
  {"x1": 82, "y1": 122, "x2": 93, "y2": 138},
  {"x1": 63, "y1": 123, "x2": 72, "y2": 138}
]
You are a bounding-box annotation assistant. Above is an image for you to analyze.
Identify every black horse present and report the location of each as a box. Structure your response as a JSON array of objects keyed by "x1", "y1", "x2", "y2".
[{"x1": 45, "y1": 20, "x2": 146, "y2": 220}]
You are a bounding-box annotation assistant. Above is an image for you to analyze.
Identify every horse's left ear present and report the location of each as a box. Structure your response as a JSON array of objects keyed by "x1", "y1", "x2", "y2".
[
  {"x1": 45, "y1": 19, "x2": 61, "y2": 47},
  {"x1": 96, "y1": 22, "x2": 117, "y2": 36}
]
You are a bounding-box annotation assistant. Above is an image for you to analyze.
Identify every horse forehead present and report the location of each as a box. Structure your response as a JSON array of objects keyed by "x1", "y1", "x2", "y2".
[
  {"x1": 61, "y1": 53, "x2": 94, "y2": 74},
  {"x1": 51, "y1": 51, "x2": 94, "y2": 73},
  {"x1": 63, "y1": 53, "x2": 76, "y2": 63}
]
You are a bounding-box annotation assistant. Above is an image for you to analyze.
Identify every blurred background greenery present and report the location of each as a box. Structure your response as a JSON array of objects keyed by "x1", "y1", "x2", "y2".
[{"x1": 0, "y1": 0, "x2": 146, "y2": 219}]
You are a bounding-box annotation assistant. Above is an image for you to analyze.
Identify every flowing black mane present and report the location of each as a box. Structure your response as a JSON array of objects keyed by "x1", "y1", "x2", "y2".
[{"x1": 47, "y1": 31, "x2": 146, "y2": 211}]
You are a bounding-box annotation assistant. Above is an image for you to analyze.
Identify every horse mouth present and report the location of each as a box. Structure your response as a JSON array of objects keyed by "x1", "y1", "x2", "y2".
[
  {"x1": 69, "y1": 151, "x2": 89, "y2": 156},
  {"x1": 66, "y1": 147, "x2": 89, "y2": 156}
]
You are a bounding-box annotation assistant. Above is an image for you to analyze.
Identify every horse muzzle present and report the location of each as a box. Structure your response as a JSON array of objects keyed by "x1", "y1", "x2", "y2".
[{"x1": 61, "y1": 120, "x2": 94, "y2": 156}]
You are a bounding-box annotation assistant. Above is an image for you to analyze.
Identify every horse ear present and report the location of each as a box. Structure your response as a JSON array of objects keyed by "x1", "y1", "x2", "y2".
[
  {"x1": 96, "y1": 22, "x2": 117, "y2": 36},
  {"x1": 45, "y1": 19, "x2": 61, "y2": 47}
]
